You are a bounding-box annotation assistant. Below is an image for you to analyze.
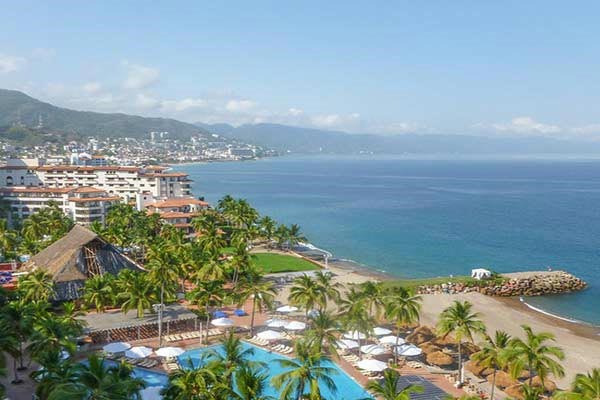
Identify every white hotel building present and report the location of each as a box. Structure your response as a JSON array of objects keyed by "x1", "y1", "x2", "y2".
[{"x1": 0, "y1": 159, "x2": 198, "y2": 227}]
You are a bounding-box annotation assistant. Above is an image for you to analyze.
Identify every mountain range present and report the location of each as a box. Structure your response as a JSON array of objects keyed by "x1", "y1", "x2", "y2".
[
  {"x1": 1, "y1": 89, "x2": 599, "y2": 155},
  {"x1": 0, "y1": 89, "x2": 211, "y2": 141},
  {"x1": 196, "y1": 122, "x2": 600, "y2": 155}
]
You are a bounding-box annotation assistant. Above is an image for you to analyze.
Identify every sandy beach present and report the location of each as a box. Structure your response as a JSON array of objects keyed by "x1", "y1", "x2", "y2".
[{"x1": 280, "y1": 250, "x2": 600, "y2": 389}]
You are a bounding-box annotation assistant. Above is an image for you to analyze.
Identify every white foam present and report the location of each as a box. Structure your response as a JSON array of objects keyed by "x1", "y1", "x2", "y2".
[{"x1": 519, "y1": 297, "x2": 582, "y2": 324}]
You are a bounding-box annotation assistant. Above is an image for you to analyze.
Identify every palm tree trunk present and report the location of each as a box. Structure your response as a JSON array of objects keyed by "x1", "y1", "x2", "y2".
[
  {"x1": 491, "y1": 369, "x2": 497, "y2": 400},
  {"x1": 205, "y1": 306, "x2": 210, "y2": 343},
  {"x1": 457, "y1": 341, "x2": 463, "y2": 384},
  {"x1": 12, "y1": 357, "x2": 19, "y2": 384},
  {"x1": 250, "y1": 298, "x2": 257, "y2": 336},
  {"x1": 159, "y1": 283, "x2": 165, "y2": 347},
  {"x1": 18, "y1": 341, "x2": 25, "y2": 370}
]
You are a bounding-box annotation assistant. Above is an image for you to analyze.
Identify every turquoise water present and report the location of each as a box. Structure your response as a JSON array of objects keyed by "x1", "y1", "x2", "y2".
[
  {"x1": 178, "y1": 342, "x2": 371, "y2": 399},
  {"x1": 179, "y1": 155, "x2": 600, "y2": 326},
  {"x1": 87, "y1": 360, "x2": 168, "y2": 387}
]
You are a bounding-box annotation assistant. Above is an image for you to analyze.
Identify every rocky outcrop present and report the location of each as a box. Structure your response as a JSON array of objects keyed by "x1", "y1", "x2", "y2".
[
  {"x1": 480, "y1": 271, "x2": 586, "y2": 297},
  {"x1": 415, "y1": 271, "x2": 586, "y2": 297}
]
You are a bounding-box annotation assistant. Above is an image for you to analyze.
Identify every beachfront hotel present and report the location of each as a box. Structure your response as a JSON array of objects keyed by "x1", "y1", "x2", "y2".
[
  {"x1": 0, "y1": 158, "x2": 193, "y2": 201},
  {"x1": 0, "y1": 158, "x2": 200, "y2": 229}
]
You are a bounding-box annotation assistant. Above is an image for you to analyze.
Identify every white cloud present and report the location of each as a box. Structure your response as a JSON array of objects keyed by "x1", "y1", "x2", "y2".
[
  {"x1": 135, "y1": 93, "x2": 160, "y2": 109},
  {"x1": 310, "y1": 113, "x2": 361, "y2": 129},
  {"x1": 82, "y1": 81, "x2": 102, "y2": 94},
  {"x1": 225, "y1": 99, "x2": 256, "y2": 113},
  {"x1": 0, "y1": 53, "x2": 26, "y2": 73},
  {"x1": 122, "y1": 62, "x2": 160, "y2": 89},
  {"x1": 488, "y1": 116, "x2": 561, "y2": 135},
  {"x1": 161, "y1": 97, "x2": 208, "y2": 112},
  {"x1": 287, "y1": 107, "x2": 304, "y2": 116}
]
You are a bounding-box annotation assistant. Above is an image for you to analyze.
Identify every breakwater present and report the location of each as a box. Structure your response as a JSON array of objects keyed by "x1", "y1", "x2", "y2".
[
  {"x1": 416, "y1": 271, "x2": 587, "y2": 297},
  {"x1": 481, "y1": 271, "x2": 587, "y2": 297}
]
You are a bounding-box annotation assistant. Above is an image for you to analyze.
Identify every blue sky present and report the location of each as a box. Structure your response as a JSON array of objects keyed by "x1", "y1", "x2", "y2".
[{"x1": 2, "y1": 1, "x2": 600, "y2": 138}]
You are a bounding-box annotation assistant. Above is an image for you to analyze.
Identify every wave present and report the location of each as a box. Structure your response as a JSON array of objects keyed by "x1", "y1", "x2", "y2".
[{"x1": 519, "y1": 297, "x2": 586, "y2": 325}]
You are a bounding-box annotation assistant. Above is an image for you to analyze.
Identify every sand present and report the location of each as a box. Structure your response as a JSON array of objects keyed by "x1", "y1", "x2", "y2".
[{"x1": 277, "y1": 250, "x2": 600, "y2": 389}]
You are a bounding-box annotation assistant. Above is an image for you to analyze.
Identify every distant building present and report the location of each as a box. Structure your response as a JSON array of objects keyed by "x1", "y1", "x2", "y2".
[
  {"x1": 0, "y1": 186, "x2": 120, "y2": 225},
  {"x1": 145, "y1": 197, "x2": 210, "y2": 234},
  {"x1": 228, "y1": 147, "x2": 255, "y2": 158}
]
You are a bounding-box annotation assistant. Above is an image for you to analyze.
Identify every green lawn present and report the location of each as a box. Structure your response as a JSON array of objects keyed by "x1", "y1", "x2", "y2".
[{"x1": 251, "y1": 252, "x2": 319, "y2": 274}]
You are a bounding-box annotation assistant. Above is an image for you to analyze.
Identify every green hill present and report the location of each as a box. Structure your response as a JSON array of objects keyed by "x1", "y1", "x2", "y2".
[{"x1": 0, "y1": 89, "x2": 211, "y2": 140}]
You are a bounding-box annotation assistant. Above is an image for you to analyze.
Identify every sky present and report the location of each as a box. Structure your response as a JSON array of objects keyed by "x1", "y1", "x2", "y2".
[{"x1": 1, "y1": 1, "x2": 600, "y2": 139}]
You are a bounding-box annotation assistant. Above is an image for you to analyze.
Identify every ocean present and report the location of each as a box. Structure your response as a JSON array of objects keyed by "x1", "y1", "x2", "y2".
[{"x1": 178, "y1": 155, "x2": 600, "y2": 326}]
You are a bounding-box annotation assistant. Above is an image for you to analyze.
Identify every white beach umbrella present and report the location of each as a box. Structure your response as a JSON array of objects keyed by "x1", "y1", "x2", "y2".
[
  {"x1": 394, "y1": 344, "x2": 422, "y2": 357},
  {"x1": 155, "y1": 347, "x2": 185, "y2": 358},
  {"x1": 276, "y1": 305, "x2": 299, "y2": 313},
  {"x1": 360, "y1": 344, "x2": 387, "y2": 356},
  {"x1": 125, "y1": 346, "x2": 153, "y2": 359},
  {"x1": 103, "y1": 342, "x2": 131, "y2": 353},
  {"x1": 211, "y1": 317, "x2": 234, "y2": 327},
  {"x1": 356, "y1": 359, "x2": 388, "y2": 372},
  {"x1": 257, "y1": 330, "x2": 283, "y2": 341},
  {"x1": 379, "y1": 335, "x2": 405, "y2": 345},
  {"x1": 373, "y1": 327, "x2": 393, "y2": 336},
  {"x1": 140, "y1": 386, "x2": 162, "y2": 400},
  {"x1": 343, "y1": 331, "x2": 367, "y2": 340},
  {"x1": 284, "y1": 320, "x2": 306, "y2": 331},
  {"x1": 266, "y1": 318, "x2": 287, "y2": 328},
  {"x1": 336, "y1": 339, "x2": 359, "y2": 350},
  {"x1": 60, "y1": 350, "x2": 70, "y2": 360}
]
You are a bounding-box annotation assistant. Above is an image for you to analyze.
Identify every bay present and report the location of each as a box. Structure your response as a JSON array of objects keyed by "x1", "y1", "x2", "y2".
[{"x1": 178, "y1": 155, "x2": 600, "y2": 326}]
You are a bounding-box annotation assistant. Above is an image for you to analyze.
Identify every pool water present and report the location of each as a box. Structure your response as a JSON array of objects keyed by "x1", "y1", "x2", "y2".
[
  {"x1": 178, "y1": 342, "x2": 372, "y2": 400},
  {"x1": 100, "y1": 360, "x2": 169, "y2": 387}
]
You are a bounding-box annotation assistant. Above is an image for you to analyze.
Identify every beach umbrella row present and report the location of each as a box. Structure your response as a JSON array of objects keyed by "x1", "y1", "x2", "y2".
[
  {"x1": 379, "y1": 335, "x2": 406, "y2": 345},
  {"x1": 356, "y1": 359, "x2": 388, "y2": 372},
  {"x1": 257, "y1": 330, "x2": 283, "y2": 341},
  {"x1": 155, "y1": 347, "x2": 185, "y2": 358},
  {"x1": 211, "y1": 317, "x2": 234, "y2": 327},
  {"x1": 336, "y1": 339, "x2": 359, "y2": 350}
]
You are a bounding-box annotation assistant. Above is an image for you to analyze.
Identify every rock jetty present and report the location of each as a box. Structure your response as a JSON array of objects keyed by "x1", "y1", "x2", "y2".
[
  {"x1": 415, "y1": 271, "x2": 587, "y2": 297},
  {"x1": 480, "y1": 271, "x2": 587, "y2": 297}
]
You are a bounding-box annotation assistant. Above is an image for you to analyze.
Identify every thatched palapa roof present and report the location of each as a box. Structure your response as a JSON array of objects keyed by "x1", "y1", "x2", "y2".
[{"x1": 23, "y1": 225, "x2": 143, "y2": 301}]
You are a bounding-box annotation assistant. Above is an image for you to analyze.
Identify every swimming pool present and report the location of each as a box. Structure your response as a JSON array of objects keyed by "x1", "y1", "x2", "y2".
[
  {"x1": 92, "y1": 360, "x2": 169, "y2": 387},
  {"x1": 178, "y1": 342, "x2": 372, "y2": 400}
]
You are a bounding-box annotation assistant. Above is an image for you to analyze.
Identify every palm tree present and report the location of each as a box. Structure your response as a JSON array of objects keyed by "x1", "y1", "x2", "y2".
[
  {"x1": 313, "y1": 271, "x2": 341, "y2": 305},
  {"x1": 146, "y1": 243, "x2": 180, "y2": 344},
  {"x1": 186, "y1": 280, "x2": 226, "y2": 341},
  {"x1": 289, "y1": 274, "x2": 325, "y2": 317},
  {"x1": 505, "y1": 325, "x2": 565, "y2": 386},
  {"x1": 59, "y1": 302, "x2": 85, "y2": 338},
  {"x1": 366, "y1": 369, "x2": 424, "y2": 400},
  {"x1": 0, "y1": 319, "x2": 19, "y2": 386},
  {"x1": 119, "y1": 272, "x2": 154, "y2": 318},
  {"x1": 472, "y1": 331, "x2": 511, "y2": 400},
  {"x1": 207, "y1": 332, "x2": 264, "y2": 386},
  {"x1": 235, "y1": 365, "x2": 275, "y2": 400},
  {"x1": 271, "y1": 340, "x2": 338, "y2": 400},
  {"x1": 437, "y1": 300, "x2": 486, "y2": 385},
  {"x1": 28, "y1": 314, "x2": 78, "y2": 361},
  {"x1": 384, "y1": 287, "x2": 422, "y2": 365},
  {"x1": 0, "y1": 218, "x2": 17, "y2": 261},
  {"x1": 47, "y1": 355, "x2": 145, "y2": 400},
  {"x1": 1, "y1": 300, "x2": 33, "y2": 373},
  {"x1": 285, "y1": 224, "x2": 306, "y2": 250},
  {"x1": 358, "y1": 281, "x2": 386, "y2": 319},
  {"x1": 305, "y1": 311, "x2": 341, "y2": 357},
  {"x1": 236, "y1": 267, "x2": 276, "y2": 336},
  {"x1": 258, "y1": 216, "x2": 277, "y2": 243},
  {"x1": 230, "y1": 242, "x2": 252, "y2": 286},
  {"x1": 18, "y1": 269, "x2": 55, "y2": 302},
  {"x1": 340, "y1": 300, "x2": 375, "y2": 359},
  {"x1": 82, "y1": 274, "x2": 115, "y2": 313},
  {"x1": 31, "y1": 351, "x2": 78, "y2": 400},
  {"x1": 162, "y1": 366, "x2": 226, "y2": 400},
  {"x1": 553, "y1": 368, "x2": 600, "y2": 399}
]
